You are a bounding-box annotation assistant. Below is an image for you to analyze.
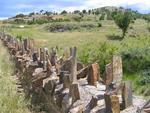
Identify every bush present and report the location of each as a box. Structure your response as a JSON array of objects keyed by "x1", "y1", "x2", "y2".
[
  {"x1": 98, "y1": 23, "x2": 102, "y2": 27},
  {"x1": 16, "y1": 35, "x2": 22, "y2": 41},
  {"x1": 46, "y1": 23, "x2": 97, "y2": 32},
  {"x1": 119, "y1": 37, "x2": 150, "y2": 73},
  {"x1": 147, "y1": 23, "x2": 150, "y2": 32},
  {"x1": 99, "y1": 14, "x2": 105, "y2": 20},
  {"x1": 79, "y1": 42, "x2": 118, "y2": 74},
  {"x1": 138, "y1": 69, "x2": 150, "y2": 85}
]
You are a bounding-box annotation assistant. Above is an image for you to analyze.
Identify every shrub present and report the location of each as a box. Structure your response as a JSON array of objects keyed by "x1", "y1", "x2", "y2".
[
  {"x1": 99, "y1": 14, "x2": 105, "y2": 20},
  {"x1": 16, "y1": 35, "x2": 22, "y2": 41},
  {"x1": 138, "y1": 69, "x2": 150, "y2": 85},
  {"x1": 147, "y1": 23, "x2": 150, "y2": 32},
  {"x1": 98, "y1": 23, "x2": 102, "y2": 27},
  {"x1": 79, "y1": 42, "x2": 118, "y2": 74},
  {"x1": 119, "y1": 37, "x2": 150, "y2": 73},
  {"x1": 47, "y1": 23, "x2": 97, "y2": 32}
]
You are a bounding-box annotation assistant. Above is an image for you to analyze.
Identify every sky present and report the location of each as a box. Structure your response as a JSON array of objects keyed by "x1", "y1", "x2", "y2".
[{"x1": 0, "y1": 0, "x2": 150, "y2": 20}]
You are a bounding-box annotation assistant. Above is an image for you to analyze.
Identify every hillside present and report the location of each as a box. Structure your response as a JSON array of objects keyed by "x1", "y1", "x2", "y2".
[{"x1": 3, "y1": 6, "x2": 149, "y2": 25}]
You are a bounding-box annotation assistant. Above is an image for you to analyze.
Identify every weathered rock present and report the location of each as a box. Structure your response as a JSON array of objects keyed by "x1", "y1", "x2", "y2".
[
  {"x1": 112, "y1": 56, "x2": 123, "y2": 87},
  {"x1": 122, "y1": 81, "x2": 133, "y2": 109},
  {"x1": 87, "y1": 63, "x2": 99, "y2": 87},
  {"x1": 105, "y1": 93, "x2": 120, "y2": 113},
  {"x1": 63, "y1": 73, "x2": 70, "y2": 89},
  {"x1": 70, "y1": 83, "x2": 80, "y2": 103},
  {"x1": 105, "y1": 63, "x2": 113, "y2": 88}
]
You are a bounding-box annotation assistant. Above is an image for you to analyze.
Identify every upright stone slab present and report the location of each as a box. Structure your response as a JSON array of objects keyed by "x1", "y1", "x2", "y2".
[
  {"x1": 64, "y1": 48, "x2": 69, "y2": 60},
  {"x1": 70, "y1": 47, "x2": 77, "y2": 83},
  {"x1": 32, "y1": 52, "x2": 38, "y2": 62},
  {"x1": 43, "y1": 49, "x2": 47, "y2": 71},
  {"x1": 63, "y1": 73, "x2": 70, "y2": 89},
  {"x1": 87, "y1": 63, "x2": 99, "y2": 87},
  {"x1": 105, "y1": 63, "x2": 113, "y2": 87},
  {"x1": 111, "y1": 95, "x2": 120, "y2": 113},
  {"x1": 38, "y1": 48, "x2": 41, "y2": 60},
  {"x1": 23, "y1": 39, "x2": 28, "y2": 51},
  {"x1": 112, "y1": 56, "x2": 123, "y2": 87},
  {"x1": 46, "y1": 55, "x2": 52, "y2": 76},
  {"x1": 105, "y1": 93, "x2": 120, "y2": 113},
  {"x1": 21, "y1": 41, "x2": 25, "y2": 55},
  {"x1": 105, "y1": 93, "x2": 112, "y2": 113},
  {"x1": 40, "y1": 48, "x2": 44, "y2": 61},
  {"x1": 50, "y1": 48, "x2": 57, "y2": 66},
  {"x1": 69, "y1": 47, "x2": 80, "y2": 103},
  {"x1": 122, "y1": 81, "x2": 133, "y2": 109},
  {"x1": 70, "y1": 83, "x2": 80, "y2": 103}
]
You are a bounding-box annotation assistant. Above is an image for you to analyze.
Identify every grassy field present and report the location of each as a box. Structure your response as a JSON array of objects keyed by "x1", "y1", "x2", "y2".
[
  {"x1": 0, "y1": 41, "x2": 31, "y2": 113},
  {"x1": 1, "y1": 19, "x2": 150, "y2": 96}
]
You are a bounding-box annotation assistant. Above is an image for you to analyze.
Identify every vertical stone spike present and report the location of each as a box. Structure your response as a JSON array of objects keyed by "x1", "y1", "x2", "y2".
[
  {"x1": 111, "y1": 95, "x2": 120, "y2": 113},
  {"x1": 43, "y1": 49, "x2": 47, "y2": 71},
  {"x1": 64, "y1": 48, "x2": 69, "y2": 60},
  {"x1": 87, "y1": 63, "x2": 99, "y2": 87},
  {"x1": 59, "y1": 71, "x2": 64, "y2": 84},
  {"x1": 50, "y1": 48, "x2": 57, "y2": 66},
  {"x1": 46, "y1": 55, "x2": 52, "y2": 76},
  {"x1": 105, "y1": 93, "x2": 120, "y2": 113},
  {"x1": 104, "y1": 93, "x2": 112, "y2": 113},
  {"x1": 105, "y1": 63, "x2": 113, "y2": 88},
  {"x1": 24, "y1": 39, "x2": 28, "y2": 51},
  {"x1": 112, "y1": 56, "x2": 123, "y2": 87},
  {"x1": 40, "y1": 48, "x2": 44, "y2": 61},
  {"x1": 70, "y1": 83, "x2": 80, "y2": 103},
  {"x1": 122, "y1": 81, "x2": 133, "y2": 109},
  {"x1": 32, "y1": 52, "x2": 38, "y2": 62},
  {"x1": 70, "y1": 47, "x2": 77, "y2": 83},
  {"x1": 70, "y1": 47, "x2": 73, "y2": 56},
  {"x1": 22, "y1": 41, "x2": 25, "y2": 55},
  {"x1": 38, "y1": 48, "x2": 40, "y2": 61},
  {"x1": 63, "y1": 73, "x2": 70, "y2": 89}
]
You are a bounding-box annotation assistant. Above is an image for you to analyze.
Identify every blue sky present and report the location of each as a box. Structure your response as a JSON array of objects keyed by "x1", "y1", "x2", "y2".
[{"x1": 0, "y1": 0, "x2": 150, "y2": 19}]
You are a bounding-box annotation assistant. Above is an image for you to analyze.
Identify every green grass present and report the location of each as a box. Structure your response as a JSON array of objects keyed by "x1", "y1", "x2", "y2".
[{"x1": 0, "y1": 41, "x2": 31, "y2": 113}]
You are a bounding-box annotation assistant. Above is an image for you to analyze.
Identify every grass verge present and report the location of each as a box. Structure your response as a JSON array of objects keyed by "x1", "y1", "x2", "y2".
[{"x1": 0, "y1": 41, "x2": 31, "y2": 113}]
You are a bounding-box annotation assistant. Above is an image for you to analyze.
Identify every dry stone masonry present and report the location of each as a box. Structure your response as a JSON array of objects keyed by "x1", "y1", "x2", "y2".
[{"x1": 0, "y1": 32, "x2": 149, "y2": 113}]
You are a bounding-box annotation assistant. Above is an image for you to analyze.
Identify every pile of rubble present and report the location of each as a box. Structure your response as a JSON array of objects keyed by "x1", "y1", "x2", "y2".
[{"x1": 0, "y1": 32, "x2": 149, "y2": 113}]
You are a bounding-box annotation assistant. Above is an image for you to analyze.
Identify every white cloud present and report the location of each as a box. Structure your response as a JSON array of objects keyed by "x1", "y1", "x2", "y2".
[
  {"x1": 61, "y1": 0, "x2": 150, "y2": 13},
  {"x1": 63, "y1": 6, "x2": 87, "y2": 12},
  {"x1": 83, "y1": 0, "x2": 150, "y2": 8},
  {"x1": 0, "y1": 17, "x2": 8, "y2": 20}
]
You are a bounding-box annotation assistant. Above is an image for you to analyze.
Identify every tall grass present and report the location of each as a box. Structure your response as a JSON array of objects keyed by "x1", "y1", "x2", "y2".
[{"x1": 0, "y1": 41, "x2": 30, "y2": 113}]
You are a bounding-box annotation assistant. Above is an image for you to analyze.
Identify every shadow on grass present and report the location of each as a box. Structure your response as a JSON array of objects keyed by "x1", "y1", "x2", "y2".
[{"x1": 106, "y1": 34, "x2": 123, "y2": 41}]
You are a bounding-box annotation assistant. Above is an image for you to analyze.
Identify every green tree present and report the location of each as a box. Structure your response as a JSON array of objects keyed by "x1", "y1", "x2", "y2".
[
  {"x1": 74, "y1": 10, "x2": 80, "y2": 14},
  {"x1": 44, "y1": 11, "x2": 53, "y2": 16},
  {"x1": 112, "y1": 10, "x2": 133, "y2": 38},
  {"x1": 29, "y1": 12, "x2": 35, "y2": 17},
  {"x1": 40, "y1": 10, "x2": 44, "y2": 14},
  {"x1": 88, "y1": 10, "x2": 91, "y2": 14},
  {"x1": 15, "y1": 13, "x2": 25, "y2": 18},
  {"x1": 82, "y1": 10, "x2": 87, "y2": 14},
  {"x1": 61, "y1": 10, "x2": 67, "y2": 15}
]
